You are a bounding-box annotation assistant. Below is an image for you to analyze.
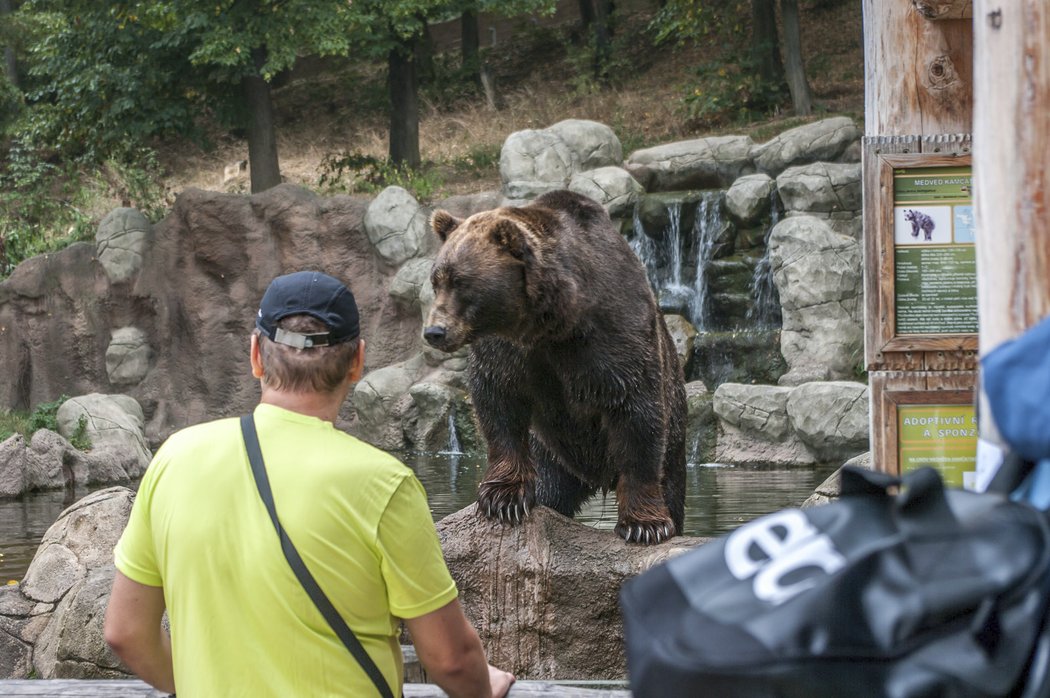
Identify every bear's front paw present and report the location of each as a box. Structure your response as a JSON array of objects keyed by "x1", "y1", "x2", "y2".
[
  {"x1": 615, "y1": 518, "x2": 676, "y2": 545},
  {"x1": 477, "y1": 478, "x2": 536, "y2": 525}
]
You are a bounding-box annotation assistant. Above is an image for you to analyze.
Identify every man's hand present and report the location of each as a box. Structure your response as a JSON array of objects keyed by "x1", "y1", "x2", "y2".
[{"x1": 488, "y1": 663, "x2": 515, "y2": 697}]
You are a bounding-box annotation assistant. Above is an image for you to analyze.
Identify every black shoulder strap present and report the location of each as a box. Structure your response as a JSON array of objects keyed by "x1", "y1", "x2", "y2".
[{"x1": 240, "y1": 415, "x2": 395, "y2": 698}]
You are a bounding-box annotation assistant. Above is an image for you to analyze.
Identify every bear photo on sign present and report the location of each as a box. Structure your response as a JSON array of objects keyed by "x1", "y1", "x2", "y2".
[
  {"x1": 894, "y1": 206, "x2": 952, "y2": 245},
  {"x1": 423, "y1": 190, "x2": 687, "y2": 545}
]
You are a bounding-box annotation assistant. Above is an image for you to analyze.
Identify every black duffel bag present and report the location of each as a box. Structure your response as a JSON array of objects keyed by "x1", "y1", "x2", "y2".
[{"x1": 620, "y1": 466, "x2": 1050, "y2": 697}]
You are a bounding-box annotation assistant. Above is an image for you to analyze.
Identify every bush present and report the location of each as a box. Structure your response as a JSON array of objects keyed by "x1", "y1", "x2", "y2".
[{"x1": 318, "y1": 151, "x2": 442, "y2": 203}]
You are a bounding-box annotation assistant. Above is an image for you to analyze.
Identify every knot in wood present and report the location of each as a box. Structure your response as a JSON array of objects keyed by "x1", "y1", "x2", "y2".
[{"x1": 927, "y1": 56, "x2": 958, "y2": 90}]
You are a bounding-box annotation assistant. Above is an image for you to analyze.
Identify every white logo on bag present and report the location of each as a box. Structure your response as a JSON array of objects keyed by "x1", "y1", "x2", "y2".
[{"x1": 723, "y1": 510, "x2": 846, "y2": 605}]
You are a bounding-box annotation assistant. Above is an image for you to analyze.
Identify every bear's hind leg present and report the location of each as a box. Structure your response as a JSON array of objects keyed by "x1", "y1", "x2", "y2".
[{"x1": 533, "y1": 436, "x2": 596, "y2": 518}]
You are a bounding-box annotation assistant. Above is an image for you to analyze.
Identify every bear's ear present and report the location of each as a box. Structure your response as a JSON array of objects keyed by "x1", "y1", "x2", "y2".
[
  {"x1": 490, "y1": 220, "x2": 529, "y2": 260},
  {"x1": 431, "y1": 210, "x2": 462, "y2": 243}
]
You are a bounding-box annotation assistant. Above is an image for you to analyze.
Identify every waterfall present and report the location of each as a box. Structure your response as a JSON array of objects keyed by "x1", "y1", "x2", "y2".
[
  {"x1": 439, "y1": 411, "x2": 463, "y2": 456},
  {"x1": 629, "y1": 206, "x2": 660, "y2": 290},
  {"x1": 688, "y1": 191, "x2": 723, "y2": 331},
  {"x1": 745, "y1": 191, "x2": 782, "y2": 329},
  {"x1": 629, "y1": 193, "x2": 724, "y2": 332}
]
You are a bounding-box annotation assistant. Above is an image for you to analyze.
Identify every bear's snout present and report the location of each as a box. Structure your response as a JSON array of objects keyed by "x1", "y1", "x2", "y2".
[{"x1": 423, "y1": 325, "x2": 447, "y2": 347}]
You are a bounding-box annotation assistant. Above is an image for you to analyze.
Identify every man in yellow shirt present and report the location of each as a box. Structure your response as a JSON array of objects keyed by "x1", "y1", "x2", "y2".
[{"x1": 104, "y1": 270, "x2": 514, "y2": 697}]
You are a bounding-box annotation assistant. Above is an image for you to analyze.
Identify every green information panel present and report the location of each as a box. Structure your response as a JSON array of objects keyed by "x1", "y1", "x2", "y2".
[
  {"x1": 892, "y1": 166, "x2": 976, "y2": 335},
  {"x1": 898, "y1": 404, "x2": 977, "y2": 488}
]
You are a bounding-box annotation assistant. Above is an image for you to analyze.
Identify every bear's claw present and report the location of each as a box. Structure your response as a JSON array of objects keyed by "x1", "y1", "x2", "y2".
[
  {"x1": 477, "y1": 479, "x2": 535, "y2": 527},
  {"x1": 615, "y1": 521, "x2": 674, "y2": 545}
]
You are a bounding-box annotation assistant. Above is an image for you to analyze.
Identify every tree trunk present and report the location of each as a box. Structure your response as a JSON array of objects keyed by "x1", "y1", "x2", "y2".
[
  {"x1": 388, "y1": 39, "x2": 420, "y2": 168},
  {"x1": 780, "y1": 0, "x2": 812, "y2": 115},
  {"x1": 592, "y1": 0, "x2": 614, "y2": 80},
  {"x1": 751, "y1": 0, "x2": 783, "y2": 86},
  {"x1": 1, "y1": 0, "x2": 18, "y2": 89},
  {"x1": 578, "y1": 0, "x2": 595, "y2": 31},
  {"x1": 242, "y1": 47, "x2": 281, "y2": 193},
  {"x1": 461, "y1": 9, "x2": 480, "y2": 87},
  {"x1": 973, "y1": 0, "x2": 1050, "y2": 354}
]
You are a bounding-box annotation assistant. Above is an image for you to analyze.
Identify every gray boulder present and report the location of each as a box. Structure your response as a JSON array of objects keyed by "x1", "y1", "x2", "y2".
[
  {"x1": 0, "y1": 487, "x2": 134, "y2": 679},
  {"x1": 547, "y1": 118, "x2": 623, "y2": 170},
  {"x1": 663, "y1": 313, "x2": 697, "y2": 370},
  {"x1": 105, "y1": 326, "x2": 153, "y2": 387},
  {"x1": 777, "y1": 162, "x2": 862, "y2": 238},
  {"x1": 0, "y1": 427, "x2": 137, "y2": 498},
  {"x1": 500, "y1": 129, "x2": 575, "y2": 199},
  {"x1": 568, "y1": 166, "x2": 643, "y2": 219},
  {"x1": 712, "y1": 383, "x2": 815, "y2": 466},
  {"x1": 351, "y1": 356, "x2": 426, "y2": 451},
  {"x1": 802, "y1": 451, "x2": 873, "y2": 508},
  {"x1": 752, "y1": 116, "x2": 861, "y2": 176},
  {"x1": 625, "y1": 135, "x2": 755, "y2": 192},
  {"x1": 56, "y1": 394, "x2": 152, "y2": 477},
  {"x1": 363, "y1": 186, "x2": 434, "y2": 267},
  {"x1": 725, "y1": 173, "x2": 776, "y2": 225},
  {"x1": 95, "y1": 208, "x2": 152, "y2": 284},
  {"x1": 786, "y1": 381, "x2": 870, "y2": 462},
  {"x1": 768, "y1": 217, "x2": 863, "y2": 386}
]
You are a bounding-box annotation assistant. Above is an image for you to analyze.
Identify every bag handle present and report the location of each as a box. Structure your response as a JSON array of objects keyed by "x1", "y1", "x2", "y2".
[
  {"x1": 840, "y1": 465, "x2": 958, "y2": 536},
  {"x1": 241, "y1": 415, "x2": 395, "y2": 698}
]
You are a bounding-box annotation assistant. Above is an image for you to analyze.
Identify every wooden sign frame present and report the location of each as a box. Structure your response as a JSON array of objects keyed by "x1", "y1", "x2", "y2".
[
  {"x1": 879, "y1": 387, "x2": 974, "y2": 478},
  {"x1": 866, "y1": 152, "x2": 977, "y2": 367}
]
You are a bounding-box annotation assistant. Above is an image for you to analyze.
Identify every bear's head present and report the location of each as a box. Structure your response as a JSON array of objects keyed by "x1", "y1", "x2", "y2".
[{"x1": 423, "y1": 208, "x2": 537, "y2": 353}]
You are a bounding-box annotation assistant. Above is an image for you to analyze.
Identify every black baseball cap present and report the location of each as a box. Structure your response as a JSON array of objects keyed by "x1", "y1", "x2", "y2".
[{"x1": 256, "y1": 271, "x2": 360, "y2": 349}]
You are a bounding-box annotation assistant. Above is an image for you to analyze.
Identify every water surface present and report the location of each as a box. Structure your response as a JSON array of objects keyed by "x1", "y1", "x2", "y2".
[{"x1": 0, "y1": 454, "x2": 836, "y2": 583}]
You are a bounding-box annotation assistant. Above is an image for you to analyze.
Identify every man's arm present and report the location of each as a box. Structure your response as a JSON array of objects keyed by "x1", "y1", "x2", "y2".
[
  {"x1": 404, "y1": 598, "x2": 514, "y2": 698},
  {"x1": 104, "y1": 570, "x2": 175, "y2": 694}
]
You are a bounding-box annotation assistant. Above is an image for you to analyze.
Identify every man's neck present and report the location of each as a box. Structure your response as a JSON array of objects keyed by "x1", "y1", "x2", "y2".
[{"x1": 258, "y1": 386, "x2": 347, "y2": 424}]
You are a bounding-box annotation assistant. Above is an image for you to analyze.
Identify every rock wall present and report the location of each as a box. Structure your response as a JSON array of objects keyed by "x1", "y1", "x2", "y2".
[{"x1": 0, "y1": 185, "x2": 434, "y2": 446}]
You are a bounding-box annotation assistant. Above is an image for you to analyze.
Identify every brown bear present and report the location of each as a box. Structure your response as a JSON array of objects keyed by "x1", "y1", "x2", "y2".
[{"x1": 423, "y1": 189, "x2": 687, "y2": 544}]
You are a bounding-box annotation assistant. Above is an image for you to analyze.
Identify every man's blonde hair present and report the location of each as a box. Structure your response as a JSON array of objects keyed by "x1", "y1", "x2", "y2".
[{"x1": 256, "y1": 314, "x2": 359, "y2": 394}]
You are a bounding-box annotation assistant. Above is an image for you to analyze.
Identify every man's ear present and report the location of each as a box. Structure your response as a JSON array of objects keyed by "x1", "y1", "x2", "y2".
[
  {"x1": 431, "y1": 210, "x2": 462, "y2": 243},
  {"x1": 250, "y1": 333, "x2": 264, "y2": 379},
  {"x1": 349, "y1": 339, "x2": 366, "y2": 382}
]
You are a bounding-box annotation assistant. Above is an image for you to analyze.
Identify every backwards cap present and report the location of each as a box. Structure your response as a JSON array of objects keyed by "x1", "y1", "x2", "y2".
[{"x1": 256, "y1": 271, "x2": 360, "y2": 349}]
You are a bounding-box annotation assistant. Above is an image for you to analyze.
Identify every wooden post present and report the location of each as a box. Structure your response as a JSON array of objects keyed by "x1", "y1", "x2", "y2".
[
  {"x1": 862, "y1": 1, "x2": 977, "y2": 480},
  {"x1": 972, "y1": 1, "x2": 1050, "y2": 355},
  {"x1": 912, "y1": 0, "x2": 973, "y2": 21}
]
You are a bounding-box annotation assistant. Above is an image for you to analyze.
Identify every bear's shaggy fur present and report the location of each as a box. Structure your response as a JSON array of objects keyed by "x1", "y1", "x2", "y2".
[{"x1": 424, "y1": 190, "x2": 687, "y2": 544}]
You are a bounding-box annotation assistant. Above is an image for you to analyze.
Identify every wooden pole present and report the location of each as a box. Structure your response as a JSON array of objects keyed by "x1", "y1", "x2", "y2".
[
  {"x1": 912, "y1": 0, "x2": 973, "y2": 21},
  {"x1": 973, "y1": 1, "x2": 1050, "y2": 355},
  {"x1": 864, "y1": 0, "x2": 972, "y2": 135}
]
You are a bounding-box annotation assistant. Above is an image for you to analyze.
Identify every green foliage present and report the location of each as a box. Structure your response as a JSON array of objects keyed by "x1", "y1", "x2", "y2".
[
  {"x1": 318, "y1": 151, "x2": 442, "y2": 203},
  {"x1": 0, "y1": 141, "x2": 167, "y2": 276},
  {"x1": 449, "y1": 144, "x2": 500, "y2": 177},
  {"x1": 0, "y1": 396, "x2": 92, "y2": 450},
  {"x1": 69, "y1": 415, "x2": 92, "y2": 451},
  {"x1": 27, "y1": 394, "x2": 68, "y2": 433},
  {"x1": 683, "y1": 56, "x2": 786, "y2": 125},
  {"x1": 564, "y1": 33, "x2": 632, "y2": 95},
  {"x1": 16, "y1": 1, "x2": 205, "y2": 163},
  {"x1": 649, "y1": 1, "x2": 787, "y2": 125}
]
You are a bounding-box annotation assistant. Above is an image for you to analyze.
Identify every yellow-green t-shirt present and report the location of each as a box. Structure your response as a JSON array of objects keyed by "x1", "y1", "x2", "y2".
[{"x1": 113, "y1": 403, "x2": 458, "y2": 697}]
